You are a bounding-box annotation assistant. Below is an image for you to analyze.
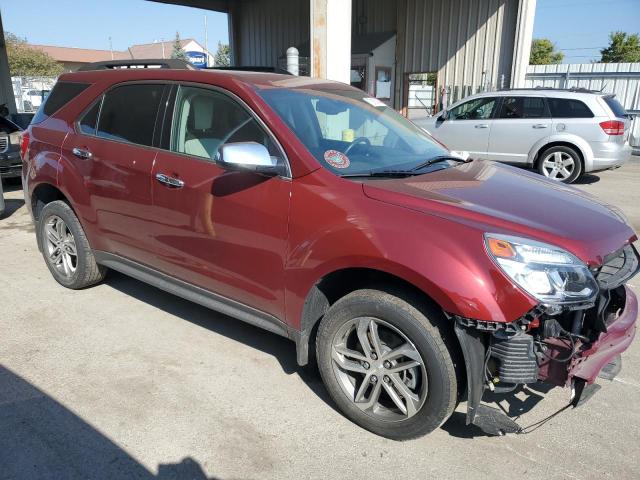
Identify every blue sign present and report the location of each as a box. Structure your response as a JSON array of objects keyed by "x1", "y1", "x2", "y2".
[{"x1": 185, "y1": 51, "x2": 208, "y2": 68}]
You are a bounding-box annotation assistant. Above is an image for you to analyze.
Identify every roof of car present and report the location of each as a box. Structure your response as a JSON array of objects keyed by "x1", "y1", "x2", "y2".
[
  {"x1": 60, "y1": 65, "x2": 353, "y2": 92},
  {"x1": 470, "y1": 88, "x2": 607, "y2": 98}
]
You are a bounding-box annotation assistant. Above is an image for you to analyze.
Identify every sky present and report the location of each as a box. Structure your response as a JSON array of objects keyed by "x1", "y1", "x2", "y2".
[
  {"x1": 0, "y1": 0, "x2": 229, "y2": 52},
  {"x1": 0, "y1": 0, "x2": 638, "y2": 63},
  {"x1": 533, "y1": 0, "x2": 640, "y2": 63}
]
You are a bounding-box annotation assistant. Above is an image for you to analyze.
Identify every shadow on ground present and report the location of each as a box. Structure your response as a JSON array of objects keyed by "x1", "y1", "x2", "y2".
[
  {"x1": 573, "y1": 173, "x2": 601, "y2": 185},
  {"x1": 104, "y1": 271, "x2": 337, "y2": 412},
  {"x1": 0, "y1": 198, "x2": 25, "y2": 219},
  {"x1": 0, "y1": 366, "x2": 219, "y2": 479},
  {"x1": 442, "y1": 383, "x2": 556, "y2": 438}
]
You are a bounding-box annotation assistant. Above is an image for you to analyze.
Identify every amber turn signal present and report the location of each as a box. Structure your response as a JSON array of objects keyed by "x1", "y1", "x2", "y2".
[{"x1": 487, "y1": 237, "x2": 516, "y2": 259}]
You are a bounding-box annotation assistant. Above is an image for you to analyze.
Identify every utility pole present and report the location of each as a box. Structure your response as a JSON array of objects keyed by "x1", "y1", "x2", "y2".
[
  {"x1": 204, "y1": 15, "x2": 209, "y2": 66},
  {"x1": 109, "y1": 36, "x2": 113, "y2": 59},
  {"x1": 161, "y1": 38, "x2": 165, "y2": 59}
]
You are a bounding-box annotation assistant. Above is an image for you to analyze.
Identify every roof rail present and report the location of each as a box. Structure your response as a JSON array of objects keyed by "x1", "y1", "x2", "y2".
[
  {"x1": 77, "y1": 59, "x2": 195, "y2": 71},
  {"x1": 206, "y1": 66, "x2": 293, "y2": 75}
]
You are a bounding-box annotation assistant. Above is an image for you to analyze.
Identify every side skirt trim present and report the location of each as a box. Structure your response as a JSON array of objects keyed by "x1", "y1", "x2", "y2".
[{"x1": 93, "y1": 251, "x2": 291, "y2": 339}]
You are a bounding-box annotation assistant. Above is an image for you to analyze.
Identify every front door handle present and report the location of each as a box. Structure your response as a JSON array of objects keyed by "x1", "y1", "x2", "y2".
[
  {"x1": 532, "y1": 124, "x2": 548, "y2": 129},
  {"x1": 156, "y1": 173, "x2": 185, "y2": 188},
  {"x1": 72, "y1": 147, "x2": 92, "y2": 159},
  {"x1": 474, "y1": 124, "x2": 489, "y2": 129}
]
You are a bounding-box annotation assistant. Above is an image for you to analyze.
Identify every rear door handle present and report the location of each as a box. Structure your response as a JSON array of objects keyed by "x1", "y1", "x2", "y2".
[
  {"x1": 155, "y1": 173, "x2": 185, "y2": 188},
  {"x1": 532, "y1": 124, "x2": 548, "y2": 129},
  {"x1": 474, "y1": 124, "x2": 489, "y2": 129},
  {"x1": 72, "y1": 147, "x2": 92, "y2": 159}
]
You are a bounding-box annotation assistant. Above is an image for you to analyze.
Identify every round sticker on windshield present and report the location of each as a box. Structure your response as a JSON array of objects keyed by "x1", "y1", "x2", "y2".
[{"x1": 324, "y1": 150, "x2": 350, "y2": 169}]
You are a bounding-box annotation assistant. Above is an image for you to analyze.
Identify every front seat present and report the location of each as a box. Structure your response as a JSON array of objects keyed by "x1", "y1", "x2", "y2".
[{"x1": 183, "y1": 95, "x2": 221, "y2": 159}]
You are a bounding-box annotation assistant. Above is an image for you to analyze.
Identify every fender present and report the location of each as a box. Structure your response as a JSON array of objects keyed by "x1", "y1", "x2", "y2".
[{"x1": 528, "y1": 133, "x2": 594, "y2": 170}]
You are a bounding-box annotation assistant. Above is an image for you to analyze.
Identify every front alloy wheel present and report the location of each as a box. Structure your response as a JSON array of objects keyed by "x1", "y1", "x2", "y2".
[
  {"x1": 317, "y1": 289, "x2": 459, "y2": 440},
  {"x1": 331, "y1": 317, "x2": 427, "y2": 421}
]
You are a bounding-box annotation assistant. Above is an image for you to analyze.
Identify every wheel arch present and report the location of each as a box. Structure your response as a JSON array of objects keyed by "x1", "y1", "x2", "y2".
[
  {"x1": 530, "y1": 137, "x2": 592, "y2": 171},
  {"x1": 30, "y1": 182, "x2": 70, "y2": 221},
  {"x1": 295, "y1": 266, "x2": 459, "y2": 366}
]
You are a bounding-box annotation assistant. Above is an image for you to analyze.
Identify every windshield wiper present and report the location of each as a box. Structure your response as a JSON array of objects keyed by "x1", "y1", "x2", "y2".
[
  {"x1": 340, "y1": 170, "x2": 418, "y2": 178},
  {"x1": 410, "y1": 155, "x2": 472, "y2": 172}
]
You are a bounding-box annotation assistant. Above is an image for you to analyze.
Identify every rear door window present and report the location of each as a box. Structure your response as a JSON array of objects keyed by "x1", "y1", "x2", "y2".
[
  {"x1": 548, "y1": 98, "x2": 594, "y2": 118},
  {"x1": 97, "y1": 84, "x2": 165, "y2": 146},
  {"x1": 31, "y1": 81, "x2": 90, "y2": 124},
  {"x1": 498, "y1": 96, "x2": 549, "y2": 118},
  {"x1": 78, "y1": 99, "x2": 102, "y2": 136},
  {"x1": 602, "y1": 96, "x2": 627, "y2": 118}
]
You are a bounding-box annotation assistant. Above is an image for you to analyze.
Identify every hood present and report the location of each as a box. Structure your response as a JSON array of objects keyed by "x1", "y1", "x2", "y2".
[{"x1": 362, "y1": 160, "x2": 637, "y2": 266}]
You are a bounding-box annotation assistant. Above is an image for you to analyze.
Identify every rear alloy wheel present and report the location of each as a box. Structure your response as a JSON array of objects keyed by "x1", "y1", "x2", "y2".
[
  {"x1": 37, "y1": 200, "x2": 107, "y2": 289},
  {"x1": 537, "y1": 146, "x2": 582, "y2": 183},
  {"x1": 316, "y1": 289, "x2": 459, "y2": 440}
]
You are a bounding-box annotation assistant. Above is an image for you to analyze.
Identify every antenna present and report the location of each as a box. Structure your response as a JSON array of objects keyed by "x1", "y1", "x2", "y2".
[{"x1": 109, "y1": 36, "x2": 113, "y2": 60}]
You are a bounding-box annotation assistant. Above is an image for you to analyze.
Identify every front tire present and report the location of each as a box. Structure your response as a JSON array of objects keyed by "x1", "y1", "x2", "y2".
[
  {"x1": 537, "y1": 145, "x2": 583, "y2": 183},
  {"x1": 316, "y1": 289, "x2": 459, "y2": 440},
  {"x1": 37, "y1": 200, "x2": 107, "y2": 289}
]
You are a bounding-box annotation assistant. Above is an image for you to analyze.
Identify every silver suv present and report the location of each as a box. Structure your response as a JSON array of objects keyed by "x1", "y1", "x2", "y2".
[{"x1": 417, "y1": 88, "x2": 632, "y2": 183}]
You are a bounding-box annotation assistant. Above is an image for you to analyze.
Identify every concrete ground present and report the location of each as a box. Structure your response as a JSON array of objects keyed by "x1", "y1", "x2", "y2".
[{"x1": 1, "y1": 161, "x2": 640, "y2": 480}]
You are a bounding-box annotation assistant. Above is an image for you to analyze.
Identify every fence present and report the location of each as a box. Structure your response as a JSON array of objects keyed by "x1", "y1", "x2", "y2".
[
  {"x1": 11, "y1": 76, "x2": 58, "y2": 113},
  {"x1": 525, "y1": 63, "x2": 640, "y2": 147}
]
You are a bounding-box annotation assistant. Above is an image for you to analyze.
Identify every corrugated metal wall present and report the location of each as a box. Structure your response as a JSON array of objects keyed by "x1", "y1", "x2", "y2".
[
  {"x1": 525, "y1": 63, "x2": 640, "y2": 147},
  {"x1": 232, "y1": 0, "x2": 521, "y2": 107},
  {"x1": 352, "y1": 0, "x2": 397, "y2": 35},
  {"x1": 398, "y1": 0, "x2": 518, "y2": 102},
  {"x1": 234, "y1": 0, "x2": 309, "y2": 67}
]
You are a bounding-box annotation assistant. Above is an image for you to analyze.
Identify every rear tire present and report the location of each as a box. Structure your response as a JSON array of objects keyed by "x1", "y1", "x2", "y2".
[
  {"x1": 537, "y1": 145, "x2": 582, "y2": 184},
  {"x1": 316, "y1": 289, "x2": 458, "y2": 440},
  {"x1": 37, "y1": 200, "x2": 107, "y2": 289}
]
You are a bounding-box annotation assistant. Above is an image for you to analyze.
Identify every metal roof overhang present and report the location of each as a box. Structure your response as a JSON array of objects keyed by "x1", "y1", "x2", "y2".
[{"x1": 148, "y1": 0, "x2": 231, "y2": 13}]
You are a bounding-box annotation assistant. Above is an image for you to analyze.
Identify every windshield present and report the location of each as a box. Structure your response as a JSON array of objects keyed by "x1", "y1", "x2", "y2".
[{"x1": 258, "y1": 87, "x2": 452, "y2": 176}]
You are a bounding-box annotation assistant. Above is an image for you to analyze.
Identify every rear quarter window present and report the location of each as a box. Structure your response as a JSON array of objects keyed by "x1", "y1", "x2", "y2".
[
  {"x1": 548, "y1": 98, "x2": 594, "y2": 118},
  {"x1": 31, "y1": 81, "x2": 90, "y2": 124},
  {"x1": 603, "y1": 96, "x2": 627, "y2": 118}
]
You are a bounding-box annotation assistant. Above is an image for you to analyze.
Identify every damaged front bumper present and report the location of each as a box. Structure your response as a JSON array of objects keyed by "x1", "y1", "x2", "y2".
[
  {"x1": 453, "y1": 244, "x2": 639, "y2": 427},
  {"x1": 541, "y1": 286, "x2": 637, "y2": 386}
]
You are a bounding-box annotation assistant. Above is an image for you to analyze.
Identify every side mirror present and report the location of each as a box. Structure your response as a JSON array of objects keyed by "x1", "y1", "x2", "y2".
[
  {"x1": 217, "y1": 142, "x2": 282, "y2": 176},
  {"x1": 439, "y1": 109, "x2": 449, "y2": 121}
]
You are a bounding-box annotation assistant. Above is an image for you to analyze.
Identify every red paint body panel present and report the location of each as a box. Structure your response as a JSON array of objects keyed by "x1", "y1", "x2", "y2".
[{"x1": 146, "y1": 151, "x2": 290, "y2": 319}]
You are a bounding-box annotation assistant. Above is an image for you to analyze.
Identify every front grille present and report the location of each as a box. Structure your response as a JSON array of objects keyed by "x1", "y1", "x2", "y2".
[
  {"x1": 0, "y1": 136, "x2": 7, "y2": 153},
  {"x1": 595, "y1": 245, "x2": 640, "y2": 290}
]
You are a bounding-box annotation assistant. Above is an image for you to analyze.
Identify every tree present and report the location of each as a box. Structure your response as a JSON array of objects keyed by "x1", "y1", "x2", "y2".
[
  {"x1": 5, "y1": 32, "x2": 63, "y2": 76},
  {"x1": 171, "y1": 32, "x2": 187, "y2": 61},
  {"x1": 214, "y1": 42, "x2": 230, "y2": 67},
  {"x1": 529, "y1": 38, "x2": 564, "y2": 65},
  {"x1": 600, "y1": 31, "x2": 640, "y2": 63}
]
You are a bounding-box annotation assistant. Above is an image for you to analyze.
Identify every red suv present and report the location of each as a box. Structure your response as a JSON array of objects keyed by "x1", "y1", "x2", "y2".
[{"x1": 22, "y1": 60, "x2": 639, "y2": 439}]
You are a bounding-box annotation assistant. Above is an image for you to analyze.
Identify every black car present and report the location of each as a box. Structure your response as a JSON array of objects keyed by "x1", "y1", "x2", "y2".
[{"x1": 0, "y1": 115, "x2": 23, "y2": 179}]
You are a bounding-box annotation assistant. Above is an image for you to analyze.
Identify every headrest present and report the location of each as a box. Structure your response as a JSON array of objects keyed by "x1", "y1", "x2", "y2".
[{"x1": 191, "y1": 95, "x2": 215, "y2": 130}]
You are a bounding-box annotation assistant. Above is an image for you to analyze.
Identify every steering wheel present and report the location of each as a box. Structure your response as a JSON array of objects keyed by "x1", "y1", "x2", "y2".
[{"x1": 344, "y1": 136, "x2": 371, "y2": 155}]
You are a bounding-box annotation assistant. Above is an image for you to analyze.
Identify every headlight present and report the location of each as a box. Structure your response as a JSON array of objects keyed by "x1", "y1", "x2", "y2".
[{"x1": 484, "y1": 234, "x2": 598, "y2": 305}]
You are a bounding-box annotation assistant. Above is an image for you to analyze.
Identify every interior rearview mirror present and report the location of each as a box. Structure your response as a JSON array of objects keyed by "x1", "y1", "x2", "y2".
[{"x1": 217, "y1": 142, "x2": 281, "y2": 176}]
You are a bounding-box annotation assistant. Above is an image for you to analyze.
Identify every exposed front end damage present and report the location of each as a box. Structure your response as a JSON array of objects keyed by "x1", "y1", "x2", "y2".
[{"x1": 454, "y1": 244, "x2": 639, "y2": 427}]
